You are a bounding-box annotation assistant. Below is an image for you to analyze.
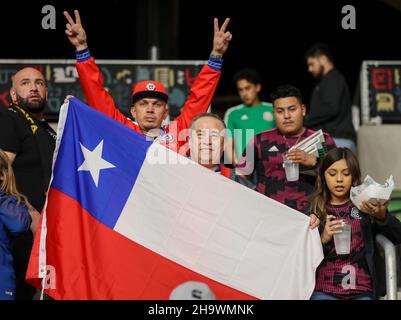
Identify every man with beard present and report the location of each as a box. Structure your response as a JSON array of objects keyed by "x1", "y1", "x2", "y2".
[
  {"x1": 305, "y1": 43, "x2": 356, "y2": 153},
  {"x1": 0, "y1": 67, "x2": 56, "y2": 299}
]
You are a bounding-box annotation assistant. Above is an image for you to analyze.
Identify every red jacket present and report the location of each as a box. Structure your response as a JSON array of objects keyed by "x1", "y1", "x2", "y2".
[
  {"x1": 219, "y1": 165, "x2": 231, "y2": 178},
  {"x1": 76, "y1": 57, "x2": 221, "y2": 156}
]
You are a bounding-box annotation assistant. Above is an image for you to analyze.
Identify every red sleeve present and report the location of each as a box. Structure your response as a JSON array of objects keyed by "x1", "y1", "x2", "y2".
[
  {"x1": 75, "y1": 57, "x2": 132, "y2": 126},
  {"x1": 220, "y1": 165, "x2": 232, "y2": 179},
  {"x1": 174, "y1": 64, "x2": 221, "y2": 130}
]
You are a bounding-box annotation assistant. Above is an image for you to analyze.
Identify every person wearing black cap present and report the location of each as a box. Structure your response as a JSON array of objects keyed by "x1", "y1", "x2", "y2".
[{"x1": 64, "y1": 10, "x2": 232, "y2": 156}]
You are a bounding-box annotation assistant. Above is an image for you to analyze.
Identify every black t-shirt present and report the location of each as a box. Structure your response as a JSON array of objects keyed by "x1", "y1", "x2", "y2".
[
  {"x1": 0, "y1": 109, "x2": 55, "y2": 211},
  {"x1": 305, "y1": 68, "x2": 356, "y2": 141}
]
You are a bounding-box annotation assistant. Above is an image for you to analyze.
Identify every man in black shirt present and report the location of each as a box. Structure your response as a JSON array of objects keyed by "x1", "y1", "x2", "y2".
[
  {"x1": 0, "y1": 67, "x2": 56, "y2": 299},
  {"x1": 305, "y1": 43, "x2": 356, "y2": 153}
]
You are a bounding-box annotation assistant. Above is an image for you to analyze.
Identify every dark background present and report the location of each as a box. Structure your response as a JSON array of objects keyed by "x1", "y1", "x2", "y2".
[{"x1": 1, "y1": 0, "x2": 401, "y2": 116}]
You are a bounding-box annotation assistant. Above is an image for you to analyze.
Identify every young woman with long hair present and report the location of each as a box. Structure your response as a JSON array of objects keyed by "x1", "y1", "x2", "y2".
[{"x1": 309, "y1": 147, "x2": 401, "y2": 300}]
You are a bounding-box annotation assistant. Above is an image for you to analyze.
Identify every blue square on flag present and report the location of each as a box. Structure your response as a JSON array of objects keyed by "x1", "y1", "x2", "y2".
[{"x1": 51, "y1": 98, "x2": 152, "y2": 228}]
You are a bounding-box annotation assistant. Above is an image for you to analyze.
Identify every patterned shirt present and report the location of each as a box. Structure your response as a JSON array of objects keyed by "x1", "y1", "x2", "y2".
[
  {"x1": 240, "y1": 128, "x2": 335, "y2": 212},
  {"x1": 315, "y1": 201, "x2": 373, "y2": 298}
]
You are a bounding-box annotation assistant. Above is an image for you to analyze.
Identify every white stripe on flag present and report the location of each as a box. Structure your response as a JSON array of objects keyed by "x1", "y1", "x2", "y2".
[
  {"x1": 38, "y1": 102, "x2": 70, "y2": 279},
  {"x1": 114, "y1": 143, "x2": 323, "y2": 300}
]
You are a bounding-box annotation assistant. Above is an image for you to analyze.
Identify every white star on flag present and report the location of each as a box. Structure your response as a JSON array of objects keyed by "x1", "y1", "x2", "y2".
[{"x1": 78, "y1": 140, "x2": 115, "y2": 187}]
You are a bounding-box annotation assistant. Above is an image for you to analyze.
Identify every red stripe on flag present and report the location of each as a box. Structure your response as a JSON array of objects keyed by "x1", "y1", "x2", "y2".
[{"x1": 27, "y1": 188, "x2": 256, "y2": 300}]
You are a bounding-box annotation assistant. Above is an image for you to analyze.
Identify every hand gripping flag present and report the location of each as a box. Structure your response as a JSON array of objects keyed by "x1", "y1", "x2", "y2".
[{"x1": 26, "y1": 98, "x2": 323, "y2": 300}]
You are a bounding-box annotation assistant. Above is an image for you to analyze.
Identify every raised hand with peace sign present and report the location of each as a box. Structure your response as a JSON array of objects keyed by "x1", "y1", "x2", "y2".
[
  {"x1": 63, "y1": 10, "x2": 232, "y2": 59},
  {"x1": 211, "y1": 18, "x2": 232, "y2": 58},
  {"x1": 63, "y1": 10, "x2": 88, "y2": 51}
]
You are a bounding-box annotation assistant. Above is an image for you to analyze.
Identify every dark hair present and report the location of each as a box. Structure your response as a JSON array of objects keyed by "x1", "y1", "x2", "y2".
[
  {"x1": 270, "y1": 85, "x2": 303, "y2": 104},
  {"x1": 310, "y1": 147, "x2": 361, "y2": 220},
  {"x1": 190, "y1": 112, "x2": 226, "y2": 130},
  {"x1": 305, "y1": 43, "x2": 334, "y2": 63},
  {"x1": 233, "y1": 68, "x2": 261, "y2": 86}
]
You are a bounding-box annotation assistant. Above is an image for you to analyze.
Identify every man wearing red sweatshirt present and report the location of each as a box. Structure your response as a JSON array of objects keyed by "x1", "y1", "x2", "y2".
[{"x1": 63, "y1": 10, "x2": 232, "y2": 156}]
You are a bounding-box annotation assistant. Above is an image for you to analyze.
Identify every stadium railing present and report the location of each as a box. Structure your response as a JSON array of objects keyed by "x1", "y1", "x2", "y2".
[{"x1": 376, "y1": 234, "x2": 399, "y2": 300}]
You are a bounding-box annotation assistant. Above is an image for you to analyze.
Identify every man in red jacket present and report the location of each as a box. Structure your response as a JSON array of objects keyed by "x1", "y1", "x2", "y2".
[{"x1": 63, "y1": 10, "x2": 232, "y2": 156}]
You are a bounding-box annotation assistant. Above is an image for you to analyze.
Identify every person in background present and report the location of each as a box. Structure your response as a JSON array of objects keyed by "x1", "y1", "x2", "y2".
[
  {"x1": 224, "y1": 68, "x2": 275, "y2": 161},
  {"x1": 305, "y1": 43, "x2": 356, "y2": 153}
]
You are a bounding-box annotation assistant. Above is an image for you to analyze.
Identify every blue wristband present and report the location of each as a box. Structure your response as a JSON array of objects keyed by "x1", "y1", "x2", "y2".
[
  {"x1": 207, "y1": 55, "x2": 223, "y2": 71},
  {"x1": 75, "y1": 48, "x2": 91, "y2": 62}
]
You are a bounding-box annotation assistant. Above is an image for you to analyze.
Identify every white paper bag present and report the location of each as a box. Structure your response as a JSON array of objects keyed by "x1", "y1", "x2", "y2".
[{"x1": 350, "y1": 175, "x2": 394, "y2": 210}]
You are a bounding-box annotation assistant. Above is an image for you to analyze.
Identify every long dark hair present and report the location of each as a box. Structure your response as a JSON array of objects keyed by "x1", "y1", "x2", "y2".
[{"x1": 311, "y1": 147, "x2": 361, "y2": 220}]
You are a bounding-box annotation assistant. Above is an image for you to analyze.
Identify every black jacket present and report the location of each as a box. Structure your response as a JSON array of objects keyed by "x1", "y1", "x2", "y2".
[
  {"x1": 305, "y1": 68, "x2": 356, "y2": 142},
  {"x1": 0, "y1": 108, "x2": 56, "y2": 211}
]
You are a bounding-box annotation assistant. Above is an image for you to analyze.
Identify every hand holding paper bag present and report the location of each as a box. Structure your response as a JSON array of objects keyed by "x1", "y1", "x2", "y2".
[{"x1": 350, "y1": 175, "x2": 394, "y2": 210}]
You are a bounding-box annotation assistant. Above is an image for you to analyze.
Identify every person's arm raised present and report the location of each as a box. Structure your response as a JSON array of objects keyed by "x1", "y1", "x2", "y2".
[
  {"x1": 176, "y1": 18, "x2": 232, "y2": 129},
  {"x1": 64, "y1": 10, "x2": 88, "y2": 51},
  {"x1": 63, "y1": 10, "x2": 129, "y2": 124},
  {"x1": 210, "y1": 17, "x2": 232, "y2": 58}
]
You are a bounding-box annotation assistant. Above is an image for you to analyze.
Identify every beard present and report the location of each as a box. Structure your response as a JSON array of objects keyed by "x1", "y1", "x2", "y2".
[
  {"x1": 16, "y1": 93, "x2": 46, "y2": 114},
  {"x1": 314, "y1": 64, "x2": 325, "y2": 79}
]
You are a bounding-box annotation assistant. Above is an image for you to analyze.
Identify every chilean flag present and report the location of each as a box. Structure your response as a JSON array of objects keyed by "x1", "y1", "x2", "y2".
[{"x1": 26, "y1": 98, "x2": 323, "y2": 300}]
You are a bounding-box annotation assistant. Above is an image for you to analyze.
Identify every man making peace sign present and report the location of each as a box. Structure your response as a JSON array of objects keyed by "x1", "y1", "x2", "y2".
[{"x1": 64, "y1": 10, "x2": 232, "y2": 156}]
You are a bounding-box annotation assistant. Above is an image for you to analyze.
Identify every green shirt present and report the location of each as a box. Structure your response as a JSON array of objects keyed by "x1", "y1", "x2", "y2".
[{"x1": 224, "y1": 102, "x2": 276, "y2": 157}]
